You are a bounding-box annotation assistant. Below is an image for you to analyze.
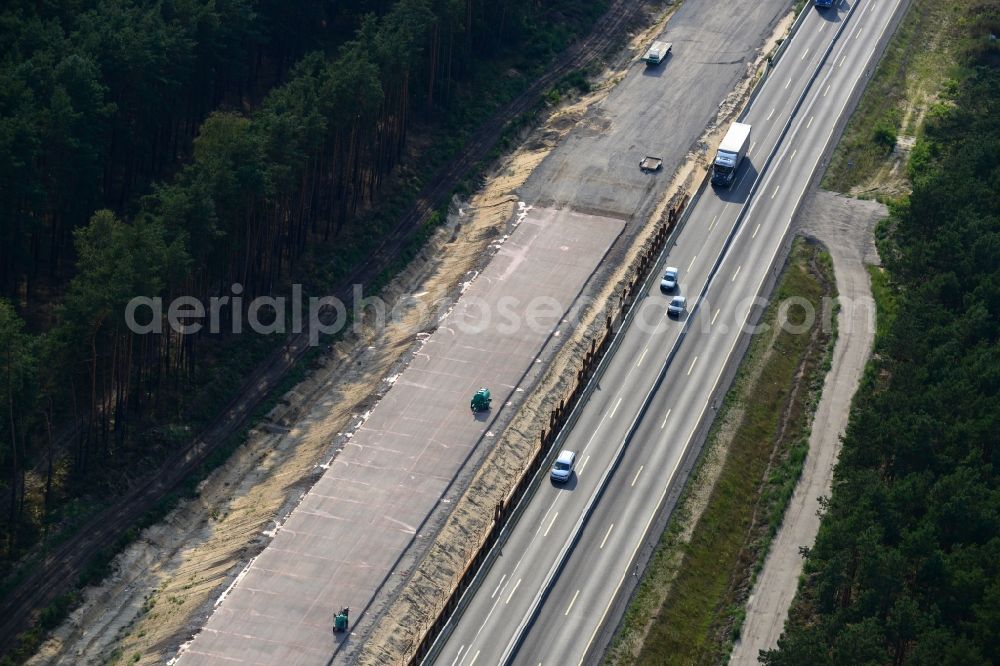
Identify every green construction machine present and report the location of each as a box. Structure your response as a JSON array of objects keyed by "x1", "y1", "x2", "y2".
[
  {"x1": 470, "y1": 387, "x2": 492, "y2": 413},
  {"x1": 334, "y1": 607, "x2": 349, "y2": 633}
]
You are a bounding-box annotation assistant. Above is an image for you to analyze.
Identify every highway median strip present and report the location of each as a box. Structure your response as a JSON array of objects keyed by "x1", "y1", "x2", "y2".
[{"x1": 606, "y1": 238, "x2": 837, "y2": 665}]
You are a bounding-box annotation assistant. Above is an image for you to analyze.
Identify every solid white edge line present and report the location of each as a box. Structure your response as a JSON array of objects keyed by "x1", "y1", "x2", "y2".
[
  {"x1": 480, "y1": 3, "x2": 890, "y2": 661},
  {"x1": 434, "y1": 3, "x2": 856, "y2": 660},
  {"x1": 576, "y1": 0, "x2": 901, "y2": 660}
]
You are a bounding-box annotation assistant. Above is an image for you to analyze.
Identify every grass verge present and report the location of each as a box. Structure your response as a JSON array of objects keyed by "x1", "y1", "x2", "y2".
[
  {"x1": 606, "y1": 238, "x2": 838, "y2": 665},
  {"x1": 866, "y1": 265, "x2": 897, "y2": 349},
  {"x1": 821, "y1": 0, "x2": 979, "y2": 196}
]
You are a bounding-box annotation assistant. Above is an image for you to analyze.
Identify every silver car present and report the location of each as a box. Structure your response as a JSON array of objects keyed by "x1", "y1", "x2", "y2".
[
  {"x1": 667, "y1": 295, "x2": 687, "y2": 316},
  {"x1": 660, "y1": 267, "x2": 679, "y2": 292}
]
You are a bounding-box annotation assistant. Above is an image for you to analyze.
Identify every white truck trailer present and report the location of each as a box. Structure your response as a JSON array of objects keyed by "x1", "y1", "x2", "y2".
[
  {"x1": 642, "y1": 40, "x2": 672, "y2": 65},
  {"x1": 711, "y1": 122, "x2": 752, "y2": 188}
]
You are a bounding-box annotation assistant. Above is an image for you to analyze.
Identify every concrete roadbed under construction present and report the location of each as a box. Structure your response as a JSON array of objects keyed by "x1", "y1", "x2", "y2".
[{"x1": 176, "y1": 207, "x2": 624, "y2": 664}]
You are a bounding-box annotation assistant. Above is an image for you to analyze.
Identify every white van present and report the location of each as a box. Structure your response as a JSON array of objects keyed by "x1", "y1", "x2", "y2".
[{"x1": 550, "y1": 450, "x2": 576, "y2": 483}]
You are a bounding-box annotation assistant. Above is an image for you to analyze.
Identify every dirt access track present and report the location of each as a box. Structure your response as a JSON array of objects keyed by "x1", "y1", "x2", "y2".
[{"x1": 730, "y1": 191, "x2": 884, "y2": 664}]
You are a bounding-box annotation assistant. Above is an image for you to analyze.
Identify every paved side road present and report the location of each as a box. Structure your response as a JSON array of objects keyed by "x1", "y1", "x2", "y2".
[
  {"x1": 520, "y1": 0, "x2": 792, "y2": 222},
  {"x1": 730, "y1": 190, "x2": 885, "y2": 664}
]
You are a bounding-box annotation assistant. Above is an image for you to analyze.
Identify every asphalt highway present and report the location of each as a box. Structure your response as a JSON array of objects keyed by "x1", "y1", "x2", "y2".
[{"x1": 433, "y1": 0, "x2": 906, "y2": 663}]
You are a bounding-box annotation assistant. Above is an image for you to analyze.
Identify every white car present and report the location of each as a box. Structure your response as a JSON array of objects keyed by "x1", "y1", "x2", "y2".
[
  {"x1": 550, "y1": 450, "x2": 576, "y2": 483},
  {"x1": 660, "y1": 267, "x2": 679, "y2": 292},
  {"x1": 667, "y1": 295, "x2": 687, "y2": 316}
]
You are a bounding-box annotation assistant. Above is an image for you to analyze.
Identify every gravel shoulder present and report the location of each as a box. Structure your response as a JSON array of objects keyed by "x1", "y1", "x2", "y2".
[{"x1": 729, "y1": 190, "x2": 885, "y2": 664}]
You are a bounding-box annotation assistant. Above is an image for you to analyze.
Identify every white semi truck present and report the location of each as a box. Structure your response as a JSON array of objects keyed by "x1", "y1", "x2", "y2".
[{"x1": 711, "y1": 122, "x2": 752, "y2": 188}]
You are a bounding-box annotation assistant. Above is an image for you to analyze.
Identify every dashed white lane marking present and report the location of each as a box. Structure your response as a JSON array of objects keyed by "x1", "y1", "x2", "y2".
[
  {"x1": 600, "y1": 524, "x2": 615, "y2": 549},
  {"x1": 732, "y1": 265, "x2": 742, "y2": 282},
  {"x1": 753, "y1": 223, "x2": 761, "y2": 238},
  {"x1": 564, "y1": 11, "x2": 906, "y2": 663},
  {"x1": 565, "y1": 590, "x2": 580, "y2": 616},
  {"x1": 687, "y1": 357, "x2": 698, "y2": 376},
  {"x1": 544, "y1": 512, "x2": 559, "y2": 537},
  {"x1": 609, "y1": 396, "x2": 623, "y2": 418},
  {"x1": 636, "y1": 347, "x2": 649, "y2": 367},
  {"x1": 505, "y1": 579, "x2": 521, "y2": 604},
  {"x1": 661, "y1": 408, "x2": 672, "y2": 429},
  {"x1": 491, "y1": 574, "x2": 507, "y2": 599},
  {"x1": 536, "y1": 505, "x2": 554, "y2": 535},
  {"x1": 631, "y1": 466, "x2": 644, "y2": 486},
  {"x1": 711, "y1": 309, "x2": 721, "y2": 325}
]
